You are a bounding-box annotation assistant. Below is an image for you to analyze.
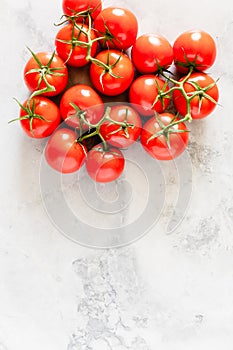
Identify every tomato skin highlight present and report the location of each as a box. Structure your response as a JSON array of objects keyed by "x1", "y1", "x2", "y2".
[
  {"x1": 173, "y1": 29, "x2": 217, "y2": 74},
  {"x1": 86, "y1": 145, "x2": 125, "y2": 182},
  {"x1": 90, "y1": 50, "x2": 134, "y2": 96},
  {"x1": 94, "y1": 7, "x2": 138, "y2": 51},
  {"x1": 140, "y1": 113, "x2": 189, "y2": 160},
  {"x1": 100, "y1": 105, "x2": 142, "y2": 148},
  {"x1": 173, "y1": 72, "x2": 219, "y2": 119},
  {"x1": 55, "y1": 23, "x2": 98, "y2": 67},
  {"x1": 129, "y1": 75, "x2": 170, "y2": 116},
  {"x1": 60, "y1": 84, "x2": 104, "y2": 130},
  {"x1": 131, "y1": 33, "x2": 173, "y2": 74},
  {"x1": 45, "y1": 128, "x2": 87, "y2": 174},
  {"x1": 24, "y1": 52, "x2": 68, "y2": 97},
  {"x1": 19, "y1": 97, "x2": 61, "y2": 138},
  {"x1": 62, "y1": 0, "x2": 102, "y2": 20}
]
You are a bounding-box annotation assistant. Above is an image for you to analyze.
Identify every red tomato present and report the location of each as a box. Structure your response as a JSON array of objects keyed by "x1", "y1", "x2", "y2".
[
  {"x1": 60, "y1": 84, "x2": 104, "y2": 130},
  {"x1": 62, "y1": 0, "x2": 102, "y2": 20},
  {"x1": 86, "y1": 145, "x2": 125, "y2": 182},
  {"x1": 94, "y1": 7, "x2": 138, "y2": 51},
  {"x1": 24, "y1": 51, "x2": 68, "y2": 96},
  {"x1": 141, "y1": 113, "x2": 189, "y2": 160},
  {"x1": 55, "y1": 23, "x2": 98, "y2": 67},
  {"x1": 17, "y1": 97, "x2": 61, "y2": 138},
  {"x1": 173, "y1": 72, "x2": 219, "y2": 119},
  {"x1": 90, "y1": 50, "x2": 134, "y2": 96},
  {"x1": 45, "y1": 128, "x2": 87, "y2": 173},
  {"x1": 129, "y1": 75, "x2": 170, "y2": 116},
  {"x1": 173, "y1": 29, "x2": 217, "y2": 74},
  {"x1": 131, "y1": 34, "x2": 173, "y2": 74},
  {"x1": 100, "y1": 105, "x2": 142, "y2": 148}
]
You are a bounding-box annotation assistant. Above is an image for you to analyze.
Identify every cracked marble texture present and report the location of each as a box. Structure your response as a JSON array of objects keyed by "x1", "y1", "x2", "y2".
[{"x1": 1, "y1": 0, "x2": 233, "y2": 349}]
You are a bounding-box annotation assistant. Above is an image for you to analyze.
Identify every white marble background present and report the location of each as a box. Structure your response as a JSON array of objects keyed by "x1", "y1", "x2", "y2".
[{"x1": 1, "y1": 0, "x2": 233, "y2": 349}]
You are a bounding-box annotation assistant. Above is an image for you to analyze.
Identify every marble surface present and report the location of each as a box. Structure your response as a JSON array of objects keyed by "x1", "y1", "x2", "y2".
[{"x1": 1, "y1": 0, "x2": 233, "y2": 349}]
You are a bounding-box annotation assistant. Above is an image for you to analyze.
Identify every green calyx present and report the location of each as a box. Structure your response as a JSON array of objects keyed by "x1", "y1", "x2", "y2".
[
  {"x1": 147, "y1": 112, "x2": 190, "y2": 149},
  {"x1": 25, "y1": 48, "x2": 65, "y2": 98},
  {"x1": 9, "y1": 98, "x2": 50, "y2": 136}
]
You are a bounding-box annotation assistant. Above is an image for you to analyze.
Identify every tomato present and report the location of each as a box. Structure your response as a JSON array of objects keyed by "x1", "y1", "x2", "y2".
[
  {"x1": 129, "y1": 75, "x2": 170, "y2": 116},
  {"x1": 45, "y1": 128, "x2": 87, "y2": 173},
  {"x1": 173, "y1": 30, "x2": 217, "y2": 74},
  {"x1": 100, "y1": 105, "x2": 142, "y2": 148},
  {"x1": 90, "y1": 50, "x2": 134, "y2": 96},
  {"x1": 131, "y1": 34, "x2": 173, "y2": 74},
  {"x1": 94, "y1": 7, "x2": 138, "y2": 51},
  {"x1": 16, "y1": 97, "x2": 61, "y2": 138},
  {"x1": 141, "y1": 113, "x2": 189, "y2": 160},
  {"x1": 62, "y1": 0, "x2": 102, "y2": 20},
  {"x1": 55, "y1": 23, "x2": 98, "y2": 67},
  {"x1": 23, "y1": 51, "x2": 68, "y2": 96},
  {"x1": 173, "y1": 72, "x2": 219, "y2": 119},
  {"x1": 60, "y1": 84, "x2": 104, "y2": 130},
  {"x1": 85, "y1": 144, "x2": 125, "y2": 182}
]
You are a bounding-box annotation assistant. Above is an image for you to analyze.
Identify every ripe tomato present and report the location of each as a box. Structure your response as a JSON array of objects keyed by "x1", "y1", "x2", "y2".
[
  {"x1": 17, "y1": 97, "x2": 61, "y2": 138},
  {"x1": 131, "y1": 34, "x2": 173, "y2": 74},
  {"x1": 141, "y1": 113, "x2": 189, "y2": 160},
  {"x1": 94, "y1": 7, "x2": 138, "y2": 51},
  {"x1": 100, "y1": 105, "x2": 142, "y2": 148},
  {"x1": 90, "y1": 50, "x2": 134, "y2": 96},
  {"x1": 173, "y1": 29, "x2": 217, "y2": 74},
  {"x1": 60, "y1": 84, "x2": 104, "y2": 130},
  {"x1": 129, "y1": 75, "x2": 170, "y2": 116},
  {"x1": 24, "y1": 51, "x2": 68, "y2": 96},
  {"x1": 173, "y1": 72, "x2": 219, "y2": 119},
  {"x1": 45, "y1": 128, "x2": 87, "y2": 173},
  {"x1": 85, "y1": 145, "x2": 125, "y2": 182},
  {"x1": 62, "y1": 0, "x2": 102, "y2": 20},
  {"x1": 55, "y1": 23, "x2": 98, "y2": 67}
]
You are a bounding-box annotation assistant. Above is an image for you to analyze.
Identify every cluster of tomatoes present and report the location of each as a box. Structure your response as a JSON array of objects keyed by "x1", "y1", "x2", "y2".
[{"x1": 12, "y1": 0, "x2": 219, "y2": 183}]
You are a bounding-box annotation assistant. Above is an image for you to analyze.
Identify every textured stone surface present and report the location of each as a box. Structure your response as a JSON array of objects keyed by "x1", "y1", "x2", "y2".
[{"x1": 1, "y1": 0, "x2": 233, "y2": 349}]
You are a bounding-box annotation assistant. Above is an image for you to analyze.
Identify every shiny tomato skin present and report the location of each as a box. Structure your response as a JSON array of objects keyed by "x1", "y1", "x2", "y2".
[
  {"x1": 100, "y1": 105, "x2": 142, "y2": 148},
  {"x1": 90, "y1": 50, "x2": 134, "y2": 96},
  {"x1": 173, "y1": 29, "x2": 217, "y2": 74},
  {"x1": 60, "y1": 84, "x2": 104, "y2": 130},
  {"x1": 129, "y1": 75, "x2": 170, "y2": 116},
  {"x1": 131, "y1": 34, "x2": 173, "y2": 74},
  {"x1": 173, "y1": 72, "x2": 219, "y2": 119},
  {"x1": 62, "y1": 0, "x2": 102, "y2": 20},
  {"x1": 141, "y1": 113, "x2": 189, "y2": 160},
  {"x1": 45, "y1": 128, "x2": 87, "y2": 174},
  {"x1": 20, "y1": 97, "x2": 61, "y2": 138},
  {"x1": 24, "y1": 52, "x2": 68, "y2": 96},
  {"x1": 94, "y1": 7, "x2": 138, "y2": 51},
  {"x1": 55, "y1": 23, "x2": 98, "y2": 67},
  {"x1": 86, "y1": 145, "x2": 125, "y2": 182}
]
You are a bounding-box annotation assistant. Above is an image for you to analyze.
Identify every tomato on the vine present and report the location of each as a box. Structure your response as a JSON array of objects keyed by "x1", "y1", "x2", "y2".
[
  {"x1": 173, "y1": 29, "x2": 217, "y2": 74},
  {"x1": 100, "y1": 105, "x2": 142, "y2": 148},
  {"x1": 141, "y1": 113, "x2": 189, "y2": 160},
  {"x1": 15, "y1": 97, "x2": 61, "y2": 138},
  {"x1": 131, "y1": 34, "x2": 173, "y2": 74},
  {"x1": 62, "y1": 0, "x2": 102, "y2": 20},
  {"x1": 173, "y1": 72, "x2": 219, "y2": 119},
  {"x1": 55, "y1": 23, "x2": 98, "y2": 67},
  {"x1": 24, "y1": 51, "x2": 68, "y2": 96},
  {"x1": 129, "y1": 75, "x2": 170, "y2": 116},
  {"x1": 60, "y1": 84, "x2": 104, "y2": 130},
  {"x1": 90, "y1": 50, "x2": 134, "y2": 96},
  {"x1": 85, "y1": 144, "x2": 125, "y2": 182},
  {"x1": 94, "y1": 7, "x2": 138, "y2": 51},
  {"x1": 45, "y1": 128, "x2": 87, "y2": 173}
]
